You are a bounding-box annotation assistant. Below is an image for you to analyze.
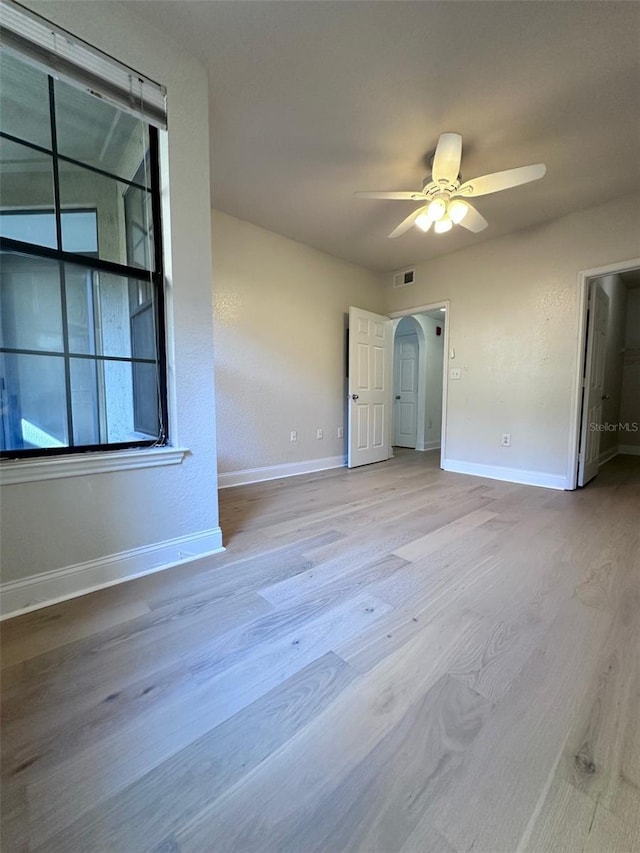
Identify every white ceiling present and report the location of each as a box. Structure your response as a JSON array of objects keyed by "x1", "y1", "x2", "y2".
[{"x1": 134, "y1": 1, "x2": 640, "y2": 273}]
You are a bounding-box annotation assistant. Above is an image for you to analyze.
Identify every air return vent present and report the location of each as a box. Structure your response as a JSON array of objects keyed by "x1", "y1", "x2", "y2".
[{"x1": 393, "y1": 268, "x2": 415, "y2": 288}]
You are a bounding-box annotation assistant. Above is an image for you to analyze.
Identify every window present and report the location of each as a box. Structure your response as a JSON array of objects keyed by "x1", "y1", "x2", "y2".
[{"x1": 0, "y1": 13, "x2": 168, "y2": 458}]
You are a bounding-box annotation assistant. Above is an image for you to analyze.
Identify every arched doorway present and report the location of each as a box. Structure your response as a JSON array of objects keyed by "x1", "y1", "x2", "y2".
[{"x1": 392, "y1": 310, "x2": 445, "y2": 454}]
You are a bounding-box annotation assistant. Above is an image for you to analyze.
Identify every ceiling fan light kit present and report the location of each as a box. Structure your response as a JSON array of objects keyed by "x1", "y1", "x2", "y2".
[
  {"x1": 427, "y1": 197, "x2": 447, "y2": 221},
  {"x1": 448, "y1": 199, "x2": 469, "y2": 224},
  {"x1": 355, "y1": 132, "x2": 546, "y2": 239},
  {"x1": 415, "y1": 213, "x2": 432, "y2": 232},
  {"x1": 434, "y1": 216, "x2": 453, "y2": 234}
]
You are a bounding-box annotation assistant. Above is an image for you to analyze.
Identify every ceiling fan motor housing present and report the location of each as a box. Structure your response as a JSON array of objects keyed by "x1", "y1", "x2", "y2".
[
  {"x1": 421, "y1": 176, "x2": 460, "y2": 198},
  {"x1": 356, "y1": 132, "x2": 546, "y2": 238}
]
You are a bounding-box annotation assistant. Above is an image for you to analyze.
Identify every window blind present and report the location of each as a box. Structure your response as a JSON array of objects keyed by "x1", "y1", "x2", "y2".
[{"x1": 0, "y1": 0, "x2": 167, "y2": 129}]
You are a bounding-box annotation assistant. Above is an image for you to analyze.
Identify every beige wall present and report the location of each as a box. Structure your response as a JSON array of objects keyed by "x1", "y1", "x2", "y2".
[
  {"x1": 212, "y1": 210, "x2": 383, "y2": 476},
  {"x1": 384, "y1": 193, "x2": 640, "y2": 484},
  {"x1": 1, "y1": 1, "x2": 220, "y2": 588}
]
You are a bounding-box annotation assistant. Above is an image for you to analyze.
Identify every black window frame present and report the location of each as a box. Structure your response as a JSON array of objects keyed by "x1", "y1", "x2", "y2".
[{"x1": 0, "y1": 74, "x2": 168, "y2": 460}]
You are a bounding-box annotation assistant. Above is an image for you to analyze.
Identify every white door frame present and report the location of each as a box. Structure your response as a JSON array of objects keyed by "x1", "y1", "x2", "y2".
[
  {"x1": 389, "y1": 300, "x2": 450, "y2": 468},
  {"x1": 568, "y1": 257, "x2": 640, "y2": 490}
]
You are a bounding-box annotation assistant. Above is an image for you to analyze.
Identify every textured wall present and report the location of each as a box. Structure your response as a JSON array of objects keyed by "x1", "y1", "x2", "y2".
[
  {"x1": 1, "y1": 1, "x2": 219, "y2": 583},
  {"x1": 212, "y1": 211, "x2": 383, "y2": 474},
  {"x1": 384, "y1": 193, "x2": 640, "y2": 480}
]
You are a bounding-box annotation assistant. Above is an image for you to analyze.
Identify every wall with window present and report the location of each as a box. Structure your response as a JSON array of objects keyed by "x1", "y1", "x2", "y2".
[{"x1": 1, "y1": 1, "x2": 220, "y2": 597}]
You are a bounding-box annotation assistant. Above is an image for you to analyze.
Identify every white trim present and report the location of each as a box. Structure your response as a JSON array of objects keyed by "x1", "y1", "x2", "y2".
[
  {"x1": 442, "y1": 458, "x2": 568, "y2": 490},
  {"x1": 218, "y1": 455, "x2": 346, "y2": 489},
  {"x1": 619, "y1": 445, "x2": 640, "y2": 456},
  {"x1": 598, "y1": 446, "x2": 619, "y2": 467},
  {"x1": 0, "y1": 527, "x2": 224, "y2": 619},
  {"x1": 388, "y1": 300, "x2": 450, "y2": 318},
  {"x1": 567, "y1": 257, "x2": 640, "y2": 490},
  {"x1": 414, "y1": 440, "x2": 441, "y2": 452},
  {"x1": 0, "y1": 446, "x2": 189, "y2": 486},
  {"x1": 388, "y1": 300, "x2": 450, "y2": 471}
]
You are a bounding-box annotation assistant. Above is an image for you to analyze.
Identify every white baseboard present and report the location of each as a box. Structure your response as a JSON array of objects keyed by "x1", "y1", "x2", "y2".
[
  {"x1": 422, "y1": 440, "x2": 441, "y2": 452},
  {"x1": 618, "y1": 445, "x2": 640, "y2": 456},
  {"x1": 1, "y1": 527, "x2": 224, "y2": 620},
  {"x1": 218, "y1": 455, "x2": 347, "y2": 488},
  {"x1": 442, "y1": 459, "x2": 568, "y2": 490},
  {"x1": 598, "y1": 446, "x2": 619, "y2": 466}
]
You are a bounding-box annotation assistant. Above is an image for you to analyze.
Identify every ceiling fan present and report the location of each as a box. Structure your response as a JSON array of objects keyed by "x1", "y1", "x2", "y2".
[{"x1": 355, "y1": 132, "x2": 546, "y2": 238}]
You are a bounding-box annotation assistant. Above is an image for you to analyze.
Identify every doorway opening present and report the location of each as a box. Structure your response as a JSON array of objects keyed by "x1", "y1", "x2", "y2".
[
  {"x1": 571, "y1": 259, "x2": 640, "y2": 488},
  {"x1": 390, "y1": 302, "x2": 448, "y2": 467}
]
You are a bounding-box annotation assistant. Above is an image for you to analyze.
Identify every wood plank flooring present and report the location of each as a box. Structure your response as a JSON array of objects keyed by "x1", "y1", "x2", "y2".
[{"x1": 2, "y1": 450, "x2": 639, "y2": 852}]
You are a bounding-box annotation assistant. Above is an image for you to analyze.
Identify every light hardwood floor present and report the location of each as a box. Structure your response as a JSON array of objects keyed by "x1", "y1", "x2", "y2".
[{"x1": 2, "y1": 450, "x2": 639, "y2": 852}]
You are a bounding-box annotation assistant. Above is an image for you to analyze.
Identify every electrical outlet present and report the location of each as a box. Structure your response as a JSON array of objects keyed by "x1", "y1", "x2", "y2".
[
  {"x1": 290, "y1": 430, "x2": 297, "y2": 442},
  {"x1": 450, "y1": 368, "x2": 462, "y2": 380},
  {"x1": 337, "y1": 427, "x2": 344, "y2": 439},
  {"x1": 316, "y1": 428, "x2": 323, "y2": 439},
  {"x1": 501, "y1": 433, "x2": 511, "y2": 447}
]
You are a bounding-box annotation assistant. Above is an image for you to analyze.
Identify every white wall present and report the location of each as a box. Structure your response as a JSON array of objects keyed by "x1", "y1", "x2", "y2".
[
  {"x1": 212, "y1": 210, "x2": 383, "y2": 480},
  {"x1": 595, "y1": 274, "x2": 628, "y2": 457},
  {"x1": 384, "y1": 193, "x2": 640, "y2": 486},
  {"x1": 1, "y1": 2, "x2": 220, "y2": 600},
  {"x1": 620, "y1": 288, "x2": 640, "y2": 451},
  {"x1": 417, "y1": 314, "x2": 445, "y2": 451}
]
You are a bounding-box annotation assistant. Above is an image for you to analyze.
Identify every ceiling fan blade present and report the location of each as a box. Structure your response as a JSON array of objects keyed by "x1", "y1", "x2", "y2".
[
  {"x1": 388, "y1": 205, "x2": 429, "y2": 238},
  {"x1": 458, "y1": 202, "x2": 488, "y2": 233},
  {"x1": 456, "y1": 163, "x2": 546, "y2": 197},
  {"x1": 355, "y1": 191, "x2": 426, "y2": 200},
  {"x1": 432, "y1": 132, "x2": 462, "y2": 184}
]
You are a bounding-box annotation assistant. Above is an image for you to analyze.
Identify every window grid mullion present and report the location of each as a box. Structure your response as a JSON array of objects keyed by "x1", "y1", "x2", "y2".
[
  {"x1": 0, "y1": 131, "x2": 153, "y2": 194},
  {"x1": 0, "y1": 347, "x2": 159, "y2": 365},
  {"x1": 0, "y1": 236, "x2": 160, "y2": 284},
  {"x1": 48, "y1": 76, "x2": 75, "y2": 449}
]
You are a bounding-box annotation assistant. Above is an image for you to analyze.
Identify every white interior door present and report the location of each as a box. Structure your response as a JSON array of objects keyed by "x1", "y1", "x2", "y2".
[
  {"x1": 348, "y1": 306, "x2": 392, "y2": 468},
  {"x1": 393, "y1": 333, "x2": 418, "y2": 448},
  {"x1": 578, "y1": 283, "x2": 609, "y2": 486}
]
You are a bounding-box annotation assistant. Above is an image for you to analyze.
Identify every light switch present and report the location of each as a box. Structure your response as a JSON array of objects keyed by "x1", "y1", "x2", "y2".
[{"x1": 450, "y1": 368, "x2": 462, "y2": 380}]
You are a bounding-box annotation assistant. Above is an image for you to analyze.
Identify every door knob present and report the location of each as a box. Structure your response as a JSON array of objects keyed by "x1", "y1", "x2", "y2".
[
  {"x1": 395, "y1": 395, "x2": 401, "y2": 400},
  {"x1": 351, "y1": 394, "x2": 359, "y2": 400}
]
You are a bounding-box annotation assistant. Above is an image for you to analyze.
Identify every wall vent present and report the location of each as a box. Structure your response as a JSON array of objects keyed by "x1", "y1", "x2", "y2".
[{"x1": 393, "y1": 268, "x2": 415, "y2": 288}]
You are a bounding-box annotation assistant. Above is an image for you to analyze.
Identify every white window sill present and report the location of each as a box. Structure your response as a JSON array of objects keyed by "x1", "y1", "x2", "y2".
[{"x1": 0, "y1": 446, "x2": 189, "y2": 486}]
